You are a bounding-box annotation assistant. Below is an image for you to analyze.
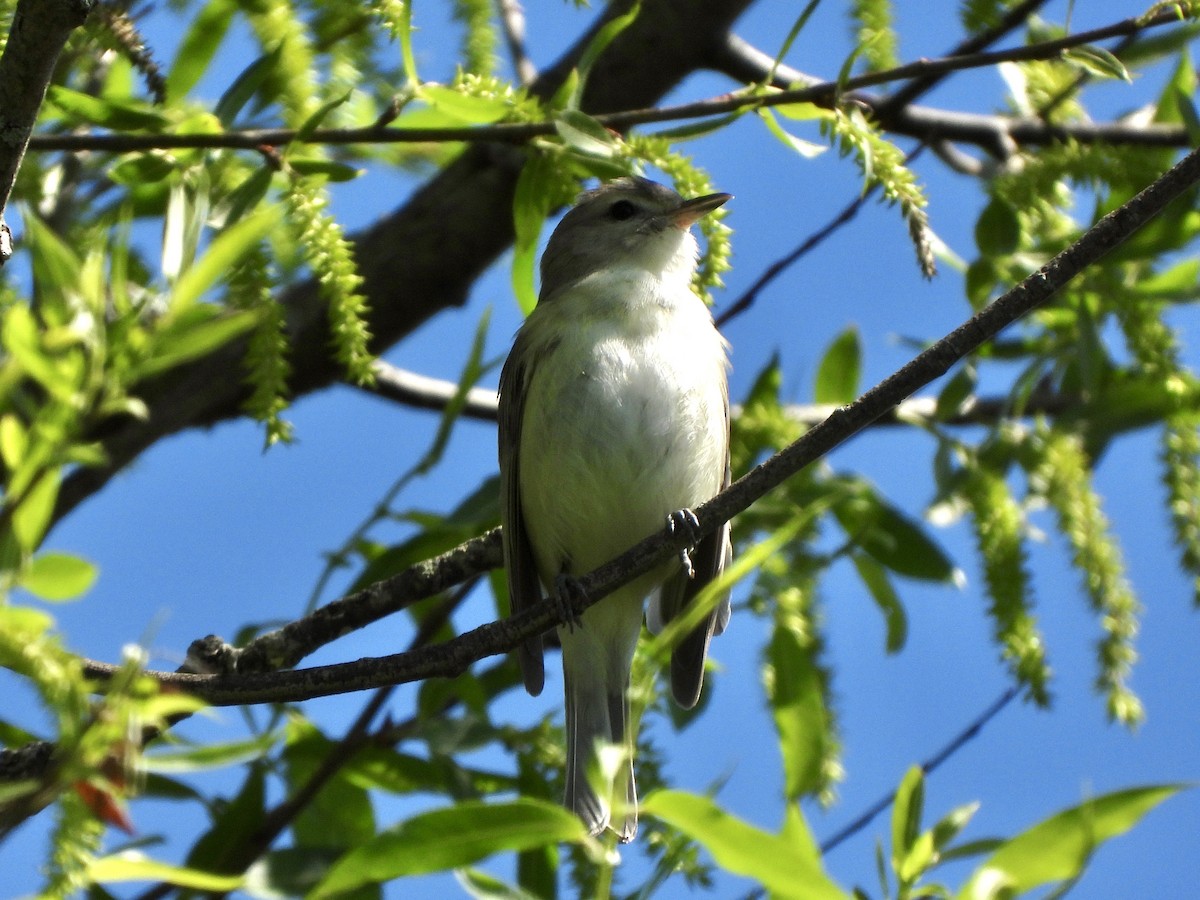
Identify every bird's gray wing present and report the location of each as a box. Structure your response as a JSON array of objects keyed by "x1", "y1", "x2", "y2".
[
  {"x1": 498, "y1": 332, "x2": 546, "y2": 696},
  {"x1": 659, "y1": 388, "x2": 733, "y2": 709}
]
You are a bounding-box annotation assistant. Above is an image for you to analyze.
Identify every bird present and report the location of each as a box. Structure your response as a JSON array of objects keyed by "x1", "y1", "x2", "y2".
[{"x1": 498, "y1": 176, "x2": 732, "y2": 841}]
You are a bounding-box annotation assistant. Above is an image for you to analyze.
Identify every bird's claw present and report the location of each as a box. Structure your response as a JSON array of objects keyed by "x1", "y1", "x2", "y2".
[
  {"x1": 667, "y1": 508, "x2": 702, "y2": 580},
  {"x1": 552, "y1": 573, "x2": 587, "y2": 632}
]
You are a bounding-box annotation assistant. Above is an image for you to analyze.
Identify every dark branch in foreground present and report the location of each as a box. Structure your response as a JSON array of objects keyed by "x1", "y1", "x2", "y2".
[
  {"x1": 0, "y1": 0, "x2": 93, "y2": 263},
  {"x1": 76, "y1": 141, "x2": 1200, "y2": 706}
]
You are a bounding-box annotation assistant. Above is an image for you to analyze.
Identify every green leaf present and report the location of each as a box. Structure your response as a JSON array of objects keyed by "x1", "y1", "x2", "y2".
[
  {"x1": 0, "y1": 414, "x2": 27, "y2": 471},
  {"x1": 553, "y1": 109, "x2": 617, "y2": 158},
  {"x1": 222, "y1": 166, "x2": 274, "y2": 226},
  {"x1": 144, "y1": 731, "x2": 281, "y2": 772},
  {"x1": 835, "y1": 488, "x2": 956, "y2": 582},
  {"x1": 109, "y1": 153, "x2": 177, "y2": 186},
  {"x1": 22, "y1": 213, "x2": 82, "y2": 300},
  {"x1": 814, "y1": 326, "x2": 862, "y2": 404},
  {"x1": 642, "y1": 791, "x2": 847, "y2": 900},
  {"x1": 767, "y1": 624, "x2": 827, "y2": 801},
  {"x1": 166, "y1": 0, "x2": 237, "y2": 101},
  {"x1": 12, "y1": 467, "x2": 61, "y2": 552},
  {"x1": 569, "y1": 1, "x2": 642, "y2": 107},
  {"x1": 1062, "y1": 45, "x2": 1131, "y2": 82},
  {"x1": 286, "y1": 158, "x2": 363, "y2": 182},
  {"x1": 891, "y1": 766, "x2": 925, "y2": 873},
  {"x1": 936, "y1": 364, "x2": 977, "y2": 421},
  {"x1": 214, "y1": 47, "x2": 283, "y2": 126},
  {"x1": 511, "y1": 154, "x2": 554, "y2": 314},
  {"x1": 416, "y1": 85, "x2": 512, "y2": 124},
  {"x1": 851, "y1": 552, "x2": 907, "y2": 652},
  {"x1": 309, "y1": 800, "x2": 588, "y2": 897},
  {"x1": 89, "y1": 853, "x2": 243, "y2": 889},
  {"x1": 187, "y1": 766, "x2": 266, "y2": 872},
  {"x1": 974, "y1": 198, "x2": 1021, "y2": 257},
  {"x1": 456, "y1": 867, "x2": 542, "y2": 900},
  {"x1": 294, "y1": 91, "x2": 353, "y2": 145},
  {"x1": 135, "y1": 307, "x2": 258, "y2": 379},
  {"x1": 46, "y1": 86, "x2": 168, "y2": 130},
  {"x1": 959, "y1": 784, "x2": 1185, "y2": 899},
  {"x1": 284, "y1": 721, "x2": 375, "y2": 850},
  {"x1": 170, "y1": 204, "x2": 282, "y2": 311},
  {"x1": 20, "y1": 552, "x2": 97, "y2": 601},
  {"x1": 760, "y1": 108, "x2": 828, "y2": 159}
]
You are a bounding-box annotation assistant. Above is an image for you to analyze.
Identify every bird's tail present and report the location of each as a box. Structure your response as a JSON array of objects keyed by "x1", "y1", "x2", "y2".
[{"x1": 563, "y1": 669, "x2": 637, "y2": 842}]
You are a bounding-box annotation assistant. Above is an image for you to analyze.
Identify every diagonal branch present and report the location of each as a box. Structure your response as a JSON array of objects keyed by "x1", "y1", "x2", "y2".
[{"x1": 80, "y1": 140, "x2": 1200, "y2": 706}]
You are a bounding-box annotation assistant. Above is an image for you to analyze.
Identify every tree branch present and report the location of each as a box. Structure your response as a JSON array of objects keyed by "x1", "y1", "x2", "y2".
[
  {"x1": 23, "y1": 8, "x2": 1191, "y2": 157},
  {"x1": 0, "y1": 0, "x2": 93, "y2": 262},
  {"x1": 79, "y1": 140, "x2": 1200, "y2": 707}
]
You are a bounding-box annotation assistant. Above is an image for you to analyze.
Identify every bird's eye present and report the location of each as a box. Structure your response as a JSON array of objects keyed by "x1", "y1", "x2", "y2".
[{"x1": 608, "y1": 200, "x2": 637, "y2": 221}]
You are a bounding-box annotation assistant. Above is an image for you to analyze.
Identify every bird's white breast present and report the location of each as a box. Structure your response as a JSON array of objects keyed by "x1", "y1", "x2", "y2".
[{"x1": 518, "y1": 267, "x2": 727, "y2": 583}]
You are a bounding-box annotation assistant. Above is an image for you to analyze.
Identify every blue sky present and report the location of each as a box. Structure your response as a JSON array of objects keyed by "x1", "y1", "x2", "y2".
[{"x1": 3, "y1": 1, "x2": 1198, "y2": 896}]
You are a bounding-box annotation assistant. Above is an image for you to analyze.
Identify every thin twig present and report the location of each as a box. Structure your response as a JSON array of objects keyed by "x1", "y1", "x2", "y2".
[{"x1": 819, "y1": 687, "x2": 1019, "y2": 853}]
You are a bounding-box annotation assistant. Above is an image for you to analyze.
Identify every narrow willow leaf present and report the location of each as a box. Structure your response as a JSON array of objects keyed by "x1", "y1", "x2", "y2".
[
  {"x1": 166, "y1": 0, "x2": 238, "y2": 101},
  {"x1": 851, "y1": 552, "x2": 907, "y2": 652},
  {"x1": 571, "y1": 1, "x2": 642, "y2": 106},
  {"x1": 46, "y1": 86, "x2": 168, "y2": 130},
  {"x1": 764, "y1": 0, "x2": 822, "y2": 84},
  {"x1": 171, "y1": 205, "x2": 282, "y2": 311},
  {"x1": 835, "y1": 490, "x2": 956, "y2": 582},
  {"x1": 293, "y1": 91, "x2": 353, "y2": 145},
  {"x1": 109, "y1": 153, "x2": 177, "y2": 186},
  {"x1": 1062, "y1": 45, "x2": 1131, "y2": 82},
  {"x1": 12, "y1": 467, "x2": 61, "y2": 552},
  {"x1": 891, "y1": 766, "x2": 925, "y2": 872},
  {"x1": 974, "y1": 198, "x2": 1021, "y2": 257},
  {"x1": 136, "y1": 308, "x2": 258, "y2": 379},
  {"x1": 936, "y1": 364, "x2": 977, "y2": 421},
  {"x1": 959, "y1": 785, "x2": 1184, "y2": 898},
  {"x1": 144, "y1": 732, "x2": 282, "y2": 773},
  {"x1": 642, "y1": 791, "x2": 847, "y2": 899},
  {"x1": 417, "y1": 85, "x2": 511, "y2": 124},
  {"x1": 767, "y1": 624, "x2": 827, "y2": 800},
  {"x1": 511, "y1": 154, "x2": 553, "y2": 314},
  {"x1": 286, "y1": 159, "x2": 363, "y2": 182},
  {"x1": 814, "y1": 326, "x2": 861, "y2": 404},
  {"x1": 0, "y1": 415, "x2": 25, "y2": 470},
  {"x1": 89, "y1": 853, "x2": 243, "y2": 889},
  {"x1": 310, "y1": 800, "x2": 587, "y2": 897},
  {"x1": 19, "y1": 552, "x2": 97, "y2": 601},
  {"x1": 553, "y1": 109, "x2": 617, "y2": 158},
  {"x1": 214, "y1": 48, "x2": 283, "y2": 126},
  {"x1": 760, "y1": 108, "x2": 828, "y2": 159}
]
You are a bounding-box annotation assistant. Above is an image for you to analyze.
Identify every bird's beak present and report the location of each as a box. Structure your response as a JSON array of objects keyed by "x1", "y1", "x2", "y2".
[{"x1": 668, "y1": 192, "x2": 732, "y2": 229}]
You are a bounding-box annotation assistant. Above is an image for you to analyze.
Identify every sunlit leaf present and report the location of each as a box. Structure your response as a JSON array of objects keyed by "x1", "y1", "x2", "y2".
[
  {"x1": 760, "y1": 108, "x2": 828, "y2": 159},
  {"x1": 166, "y1": 0, "x2": 238, "y2": 101},
  {"x1": 12, "y1": 467, "x2": 61, "y2": 552},
  {"x1": 89, "y1": 853, "x2": 243, "y2": 889},
  {"x1": 1063, "y1": 45, "x2": 1131, "y2": 82},
  {"x1": 959, "y1": 784, "x2": 1185, "y2": 899},
  {"x1": 554, "y1": 109, "x2": 617, "y2": 158},
  {"x1": 643, "y1": 791, "x2": 847, "y2": 899},
  {"x1": 20, "y1": 552, "x2": 97, "y2": 601},
  {"x1": 309, "y1": 800, "x2": 588, "y2": 897},
  {"x1": 814, "y1": 325, "x2": 861, "y2": 404},
  {"x1": 170, "y1": 205, "x2": 282, "y2": 311}
]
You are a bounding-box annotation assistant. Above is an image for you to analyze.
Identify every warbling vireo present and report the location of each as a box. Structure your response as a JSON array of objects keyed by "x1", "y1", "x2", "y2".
[{"x1": 498, "y1": 176, "x2": 733, "y2": 841}]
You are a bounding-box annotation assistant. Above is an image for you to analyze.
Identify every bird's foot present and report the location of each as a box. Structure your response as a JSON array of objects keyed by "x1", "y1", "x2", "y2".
[
  {"x1": 551, "y1": 573, "x2": 587, "y2": 632},
  {"x1": 666, "y1": 508, "x2": 702, "y2": 579}
]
